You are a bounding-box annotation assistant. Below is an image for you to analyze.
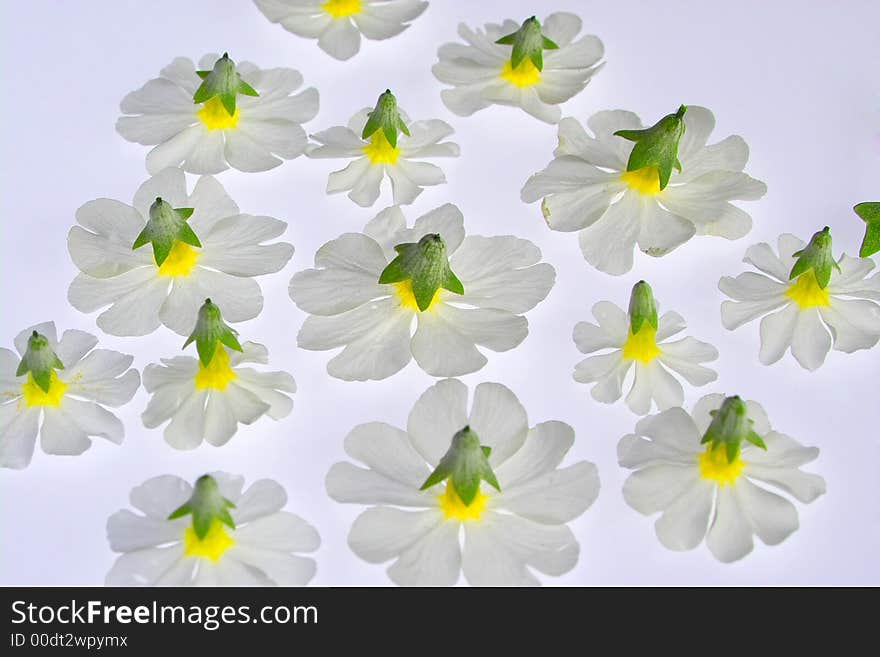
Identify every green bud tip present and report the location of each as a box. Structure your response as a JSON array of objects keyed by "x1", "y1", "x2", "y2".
[
  {"x1": 361, "y1": 89, "x2": 409, "y2": 147},
  {"x1": 700, "y1": 395, "x2": 766, "y2": 462},
  {"x1": 495, "y1": 15, "x2": 559, "y2": 71},
  {"x1": 16, "y1": 330, "x2": 65, "y2": 393},
  {"x1": 377, "y1": 233, "x2": 464, "y2": 311},
  {"x1": 193, "y1": 52, "x2": 259, "y2": 115},
  {"x1": 789, "y1": 226, "x2": 840, "y2": 289},
  {"x1": 420, "y1": 426, "x2": 500, "y2": 506},
  {"x1": 628, "y1": 280, "x2": 658, "y2": 334},
  {"x1": 183, "y1": 298, "x2": 243, "y2": 366},
  {"x1": 132, "y1": 198, "x2": 200, "y2": 266},
  {"x1": 167, "y1": 474, "x2": 236, "y2": 540},
  {"x1": 614, "y1": 105, "x2": 688, "y2": 191}
]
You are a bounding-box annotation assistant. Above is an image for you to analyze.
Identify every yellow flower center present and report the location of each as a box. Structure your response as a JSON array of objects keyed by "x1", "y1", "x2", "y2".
[
  {"x1": 785, "y1": 269, "x2": 831, "y2": 309},
  {"x1": 323, "y1": 0, "x2": 361, "y2": 18},
  {"x1": 621, "y1": 325, "x2": 661, "y2": 364},
  {"x1": 194, "y1": 348, "x2": 238, "y2": 390},
  {"x1": 197, "y1": 96, "x2": 240, "y2": 131},
  {"x1": 157, "y1": 241, "x2": 200, "y2": 277},
  {"x1": 183, "y1": 518, "x2": 235, "y2": 561},
  {"x1": 362, "y1": 130, "x2": 401, "y2": 165},
  {"x1": 620, "y1": 165, "x2": 662, "y2": 196},
  {"x1": 21, "y1": 371, "x2": 67, "y2": 408},
  {"x1": 500, "y1": 58, "x2": 541, "y2": 87},
  {"x1": 393, "y1": 280, "x2": 441, "y2": 312},
  {"x1": 698, "y1": 444, "x2": 745, "y2": 486},
  {"x1": 438, "y1": 484, "x2": 488, "y2": 522}
]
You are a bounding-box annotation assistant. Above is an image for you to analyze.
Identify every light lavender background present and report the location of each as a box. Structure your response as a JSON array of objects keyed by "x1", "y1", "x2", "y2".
[{"x1": 1, "y1": 0, "x2": 878, "y2": 586}]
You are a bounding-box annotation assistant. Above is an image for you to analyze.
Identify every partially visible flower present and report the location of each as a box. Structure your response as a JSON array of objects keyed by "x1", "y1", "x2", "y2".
[
  {"x1": 142, "y1": 300, "x2": 295, "y2": 450},
  {"x1": 117, "y1": 52, "x2": 318, "y2": 174},
  {"x1": 0, "y1": 322, "x2": 140, "y2": 469},
  {"x1": 289, "y1": 204, "x2": 554, "y2": 380},
  {"x1": 106, "y1": 472, "x2": 320, "y2": 586},
  {"x1": 720, "y1": 228, "x2": 880, "y2": 370},
  {"x1": 68, "y1": 167, "x2": 293, "y2": 336},
  {"x1": 574, "y1": 281, "x2": 717, "y2": 414},
  {"x1": 619, "y1": 393, "x2": 826, "y2": 563},
  {"x1": 253, "y1": 0, "x2": 427, "y2": 61},
  {"x1": 522, "y1": 105, "x2": 766, "y2": 275},
  {"x1": 326, "y1": 379, "x2": 599, "y2": 585},
  {"x1": 306, "y1": 89, "x2": 459, "y2": 207},
  {"x1": 433, "y1": 13, "x2": 604, "y2": 124}
]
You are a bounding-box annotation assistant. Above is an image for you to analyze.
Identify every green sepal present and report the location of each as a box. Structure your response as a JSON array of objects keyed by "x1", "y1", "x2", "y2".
[
  {"x1": 16, "y1": 330, "x2": 64, "y2": 393},
  {"x1": 495, "y1": 16, "x2": 557, "y2": 71},
  {"x1": 377, "y1": 234, "x2": 464, "y2": 311},
  {"x1": 789, "y1": 226, "x2": 840, "y2": 289},
  {"x1": 745, "y1": 430, "x2": 766, "y2": 450},
  {"x1": 614, "y1": 105, "x2": 688, "y2": 191},
  {"x1": 854, "y1": 202, "x2": 880, "y2": 258},
  {"x1": 182, "y1": 299, "x2": 243, "y2": 365},
  {"x1": 700, "y1": 395, "x2": 767, "y2": 463},
  {"x1": 167, "y1": 474, "x2": 237, "y2": 540},
  {"x1": 133, "y1": 197, "x2": 202, "y2": 266},
  {"x1": 628, "y1": 280, "x2": 658, "y2": 334},
  {"x1": 193, "y1": 52, "x2": 259, "y2": 115},
  {"x1": 420, "y1": 426, "x2": 501, "y2": 506},
  {"x1": 361, "y1": 89, "x2": 409, "y2": 148}
]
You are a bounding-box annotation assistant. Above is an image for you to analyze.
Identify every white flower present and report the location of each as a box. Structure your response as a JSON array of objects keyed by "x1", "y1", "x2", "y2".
[
  {"x1": 253, "y1": 0, "x2": 428, "y2": 61},
  {"x1": 68, "y1": 167, "x2": 294, "y2": 337},
  {"x1": 142, "y1": 342, "x2": 295, "y2": 450},
  {"x1": 117, "y1": 52, "x2": 318, "y2": 174},
  {"x1": 521, "y1": 106, "x2": 767, "y2": 275},
  {"x1": 573, "y1": 281, "x2": 718, "y2": 415},
  {"x1": 306, "y1": 95, "x2": 459, "y2": 207},
  {"x1": 720, "y1": 232, "x2": 880, "y2": 370},
  {"x1": 432, "y1": 13, "x2": 604, "y2": 124},
  {"x1": 618, "y1": 393, "x2": 826, "y2": 563},
  {"x1": 326, "y1": 379, "x2": 599, "y2": 586},
  {"x1": 106, "y1": 472, "x2": 320, "y2": 586},
  {"x1": 0, "y1": 322, "x2": 140, "y2": 469},
  {"x1": 289, "y1": 204, "x2": 554, "y2": 381}
]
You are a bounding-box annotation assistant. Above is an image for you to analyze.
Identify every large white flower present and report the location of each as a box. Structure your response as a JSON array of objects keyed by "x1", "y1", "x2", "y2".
[
  {"x1": 720, "y1": 230, "x2": 880, "y2": 370},
  {"x1": 306, "y1": 90, "x2": 459, "y2": 207},
  {"x1": 618, "y1": 393, "x2": 826, "y2": 563},
  {"x1": 289, "y1": 204, "x2": 554, "y2": 381},
  {"x1": 574, "y1": 281, "x2": 718, "y2": 415},
  {"x1": 0, "y1": 322, "x2": 140, "y2": 469},
  {"x1": 68, "y1": 167, "x2": 294, "y2": 337},
  {"x1": 106, "y1": 472, "x2": 320, "y2": 586},
  {"x1": 142, "y1": 339, "x2": 295, "y2": 450},
  {"x1": 521, "y1": 106, "x2": 767, "y2": 275},
  {"x1": 326, "y1": 379, "x2": 599, "y2": 586},
  {"x1": 253, "y1": 0, "x2": 427, "y2": 61},
  {"x1": 433, "y1": 13, "x2": 604, "y2": 124},
  {"x1": 117, "y1": 52, "x2": 318, "y2": 174}
]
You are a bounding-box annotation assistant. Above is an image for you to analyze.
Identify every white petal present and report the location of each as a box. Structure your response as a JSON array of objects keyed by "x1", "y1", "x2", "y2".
[
  {"x1": 736, "y1": 478, "x2": 799, "y2": 546},
  {"x1": 623, "y1": 464, "x2": 700, "y2": 515},
  {"x1": 344, "y1": 421, "x2": 430, "y2": 488},
  {"x1": 105, "y1": 545, "x2": 186, "y2": 586},
  {"x1": 654, "y1": 478, "x2": 714, "y2": 551},
  {"x1": 163, "y1": 390, "x2": 208, "y2": 450},
  {"x1": 497, "y1": 461, "x2": 599, "y2": 524},
  {"x1": 758, "y1": 303, "x2": 799, "y2": 365},
  {"x1": 637, "y1": 202, "x2": 695, "y2": 257},
  {"x1": 144, "y1": 125, "x2": 206, "y2": 175},
  {"x1": 326, "y1": 462, "x2": 434, "y2": 506},
  {"x1": 225, "y1": 129, "x2": 283, "y2": 172},
  {"x1": 790, "y1": 308, "x2": 832, "y2": 370},
  {"x1": 348, "y1": 506, "x2": 442, "y2": 564},
  {"x1": 617, "y1": 408, "x2": 701, "y2": 469},
  {"x1": 541, "y1": 12, "x2": 582, "y2": 46},
  {"x1": 55, "y1": 329, "x2": 97, "y2": 369},
  {"x1": 235, "y1": 511, "x2": 320, "y2": 552},
  {"x1": 0, "y1": 406, "x2": 40, "y2": 469},
  {"x1": 106, "y1": 510, "x2": 186, "y2": 552},
  {"x1": 407, "y1": 378, "x2": 469, "y2": 466},
  {"x1": 468, "y1": 382, "x2": 528, "y2": 466},
  {"x1": 494, "y1": 421, "x2": 574, "y2": 486},
  {"x1": 233, "y1": 369, "x2": 295, "y2": 420},
  {"x1": 132, "y1": 167, "x2": 189, "y2": 218},
  {"x1": 317, "y1": 17, "x2": 361, "y2": 60},
  {"x1": 65, "y1": 350, "x2": 140, "y2": 406},
  {"x1": 821, "y1": 298, "x2": 880, "y2": 352},
  {"x1": 129, "y1": 475, "x2": 191, "y2": 519},
  {"x1": 410, "y1": 310, "x2": 487, "y2": 376},
  {"x1": 655, "y1": 310, "x2": 687, "y2": 341},
  {"x1": 578, "y1": 190, "x2": 642, "y2": 275},
  {"x1": 432, "y1": 304, "x2": 527, "y2": 352},
  {"x1": 199, "y1": 217, "x2": 293, "y2": 276},
  {"x1": 705, "y1": 485, "x2": 752, "y2": 562},
  {"x1": 658, "y1": 338, "x2": 719, "y2": 386},
  {"x1": 68, "y1": 270, "x2": 168, "y2": 337},
  {"x1": 227, "y1": 546, "x2": 316, "y2": 585}
]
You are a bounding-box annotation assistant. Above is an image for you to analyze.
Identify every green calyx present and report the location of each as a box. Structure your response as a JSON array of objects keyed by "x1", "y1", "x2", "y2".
[
  {"x1": 361, "y1": 89, "x2": 410, "y2": 148},
  {"x1": 193, "y1": 52, "x2": 259, "y2": 116},
  {"x1": 615, "y1": 104, "x2": 688, "y2": 191},
  {"x1": 495, "y1": 16, "x2": 559, "y2": 71},
  {"x1": 789, "y1": 226, "x2": 840, "y2": 289},
  {"x1": 700, "y1": 395, "x2": 767, "y2": 463},
  {"x1": 132, "y1": 197, "x2": 201, "y2": 266},
  {"x1": 628, "y1": 280, "x2": 658, "y2": 334},
  {"x1": 168, "y1": 474, "x2": 236, "y2": 540},
  {"x1": 854, "y1": 202, "x2": 880, "y2": 258},
  {"x1": 420, "y1": 426, "x2": 500, "y2": 506},
  {"x1": 183, "y1": 299, "x2": 243, "y2": 366},
  {"x1": 378, "y1": 233, "x2": 464, "y2": 311},
  {"x1": 16, "y1": 331, "x2": 64, "y2": 393}
]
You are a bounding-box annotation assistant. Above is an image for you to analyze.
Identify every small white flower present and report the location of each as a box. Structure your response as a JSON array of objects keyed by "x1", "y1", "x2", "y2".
[
  {"x1": 289, "y1": 204, "x2": 554, "y2": 381},
  {"x1": 619, "y1": 393, "x2": 826, "y2": 563},
  {"x1": 433, "y1": 13, "x2": 604, "y2": 124},
  {"x1": 142, "y1": 338, "x2": 295, "y2": 450},
  {"x1": 306, "y1": 89, "x2": 459, "y2": 207},
  {"x1": 720, "y1": 230, "x2": 880, "y2": 370},
  {"x1": 521, "y1": 106, "x2": 767, "y2": 275},
  {"x1": 253, "y1": 0, "x2": 428, "y2": 61},
  {"x1": 106, "y1": 472, "x2": 320, "y2": 586},
  {"x1": 68, "y1": 167, "x2": 294, "y2": 337},
  {"x1": 117, "y1": 52, "x2": 318, "y2": 174},
  {"x1": 574, "y1": 281, "x2": 718, "y2": 415},
  {"x1": 326, "y1": 379, "x2": 599, "y2": 586},
  {"x1": 0, "y1": 322, "x2": 140, "y2": 469}
]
